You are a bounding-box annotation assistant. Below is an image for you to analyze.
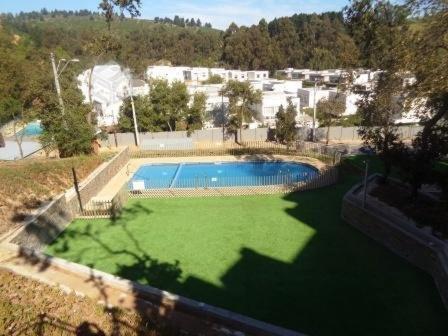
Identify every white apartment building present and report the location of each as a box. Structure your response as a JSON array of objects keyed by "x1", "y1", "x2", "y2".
[
  {"x1": 209, "y1": 68, "x2": 228, "y2": 80},
  {"x1": 78, "y1": 63, "x2": 149, "y2": 127},
  {"x1": 254, "y1": 92, "x2": 300, "y2": 126},
  {"x1": 146, "y1": 66, "x2": 265, "y2": 83},
  {"x1": 247, "y1": 71, "x2": 269, "y2": 80},
  {"x1": 146, "y1": 65, "x2": 189, "y2": 83},
  {"x1": 297, "y1": 88, "x2": 333, "y2": 109},
  {"x1": 226, "y1": 70, "x2": 248, "y2": 81},
  {"x1": 328, "y1": 91, "x2": 363, "y2": 116},
  {"x1": 262, "y1": 80, "x2": 303, "y2": 94},
  {"x1": 187, "y1": 84, "x2": 229, "y2": 113},
  {"x1": 183, "y1": 67, "x2": 210, "y2": 82}
]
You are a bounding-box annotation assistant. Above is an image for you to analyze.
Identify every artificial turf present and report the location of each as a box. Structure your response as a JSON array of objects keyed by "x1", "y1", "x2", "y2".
[{"x1": 46, "y1": 170, "x2": 448, "y2": 335}]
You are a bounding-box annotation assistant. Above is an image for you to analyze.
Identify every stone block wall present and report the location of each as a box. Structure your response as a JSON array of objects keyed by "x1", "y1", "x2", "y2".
[
  {"x1": 10, "y1": 148, "x2": 131, "y2": 250},
  {"x1": 342, "y1": 181, "x2": 448, "y2": 310}
]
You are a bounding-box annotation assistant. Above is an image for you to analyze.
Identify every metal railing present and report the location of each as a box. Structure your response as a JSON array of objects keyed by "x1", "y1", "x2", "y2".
[
  {"x1": 130, "y1": 140, "x2": 343, "y2": 165},
  {"x1": 129, "y1": 166, "x2": 339, "y2": 199}
]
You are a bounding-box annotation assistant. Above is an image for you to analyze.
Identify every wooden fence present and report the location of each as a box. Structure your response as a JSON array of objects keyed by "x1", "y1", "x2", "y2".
[
  {"x1": 77, "y1": 141, "x2": 342, "y2": 218},
  {"x1": 78, "y1": 183, "x2": 129, "y2": 219}
]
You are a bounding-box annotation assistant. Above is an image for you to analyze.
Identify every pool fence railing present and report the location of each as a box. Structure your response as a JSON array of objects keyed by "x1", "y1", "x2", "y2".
[
  {"x1": 74, "y1": 141, "x2": 342, "y2": 218},
  {"x1": 130, "y1": 140, "x2": 343, "y2": 165},
  {"x1": 128, "y1": 165, "x2": 339, "y2": 199}
]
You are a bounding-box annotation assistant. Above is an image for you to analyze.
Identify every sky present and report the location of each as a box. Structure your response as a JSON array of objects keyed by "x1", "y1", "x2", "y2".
[{"x1": 0, "y1": 0, "x2": 349, "y2": 30}]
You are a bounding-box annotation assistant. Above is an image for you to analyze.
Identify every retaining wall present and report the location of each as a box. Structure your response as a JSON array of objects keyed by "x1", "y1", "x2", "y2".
[
  {"x1": 5, "y1": 245, "x2": 303, "y2": 336},
  {"x1": 10, "y1": 148, "x2": 131, "y2": 250},
  {"x1": 342, "y1": 176, "x2": 448, "y2": 310}
]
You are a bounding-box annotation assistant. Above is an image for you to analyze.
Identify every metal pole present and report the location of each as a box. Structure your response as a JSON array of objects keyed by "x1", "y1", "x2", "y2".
[
  {"x1": 72, "y1": 167, "x2": 84, "y2": 213},
  {"x1": 221, "y1": 91, "x2": 225, "y2": 143},
  {"x1": 129, "y1": 80, "x2": 140, "y2": 147},
  {"x1": 50, "y1": 52, "x2": 65, "y2": 115},
  {"x1": 312, "y1": 80, "x2": 317, "y2": 142},
  {"x1": 363, "y1": 160, "x2": 369, "y2": 209}
]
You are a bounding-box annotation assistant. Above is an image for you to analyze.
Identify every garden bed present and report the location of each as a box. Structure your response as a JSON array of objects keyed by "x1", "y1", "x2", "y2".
[{"x1": 370, "y1": 181, "x2": 448, "y2": 238}]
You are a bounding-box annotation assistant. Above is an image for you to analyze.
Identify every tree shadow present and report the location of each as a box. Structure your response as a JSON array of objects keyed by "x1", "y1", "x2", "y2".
[{"x1": 168, "y1": 175, "x2": 448, "y2": 335}]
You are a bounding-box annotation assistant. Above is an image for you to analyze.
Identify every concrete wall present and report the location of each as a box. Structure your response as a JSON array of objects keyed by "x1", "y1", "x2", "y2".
[
  {"x1": 103, "y1": 128, "x2": 269, "y2": 147},
  {"x1": 11, "y1": 148, "x2": 131, "y2": 250},
  {"x1": 104, "y1": 125, "x2": 423, "y2": 147},
  {"x1": 342, "y1": 177, "x2": 448, "y2": 310},
  {"x1": 317, "y1": 125, "x2": 423, "y2": 142}
]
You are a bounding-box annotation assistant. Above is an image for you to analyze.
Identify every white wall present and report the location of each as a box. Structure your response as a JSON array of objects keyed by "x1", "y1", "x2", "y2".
[
  {"x1": 297, "y1": 88, "x2": 332, "y2": 108},
  {"x1": 146, "y1": 66, "x2": 188, "y2": 83}
]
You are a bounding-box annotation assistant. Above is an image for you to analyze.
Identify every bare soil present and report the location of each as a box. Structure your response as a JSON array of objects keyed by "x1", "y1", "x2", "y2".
[
  {"x1": 0, "y1": 268, "x2": 167, "y2": 336},
  {"x1": 0, "y1": 155, "x2": 110, "y2": 236}
]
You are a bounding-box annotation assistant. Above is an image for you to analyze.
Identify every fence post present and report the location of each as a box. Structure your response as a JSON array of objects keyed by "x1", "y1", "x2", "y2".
[{"x1": 72, "y1": 167, "x2": 84, "y2": 213}]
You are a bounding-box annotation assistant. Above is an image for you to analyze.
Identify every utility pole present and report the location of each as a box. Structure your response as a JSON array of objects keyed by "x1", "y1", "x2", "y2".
[
  {"x1": 129, "y1": 78, "x2": 140, "y2": 147},
  {"x1": 363, "y1": 160, "x2": 369, "y2": 209},
  {"x1": 312, "y1": 80, "x2": 317, "y2": 142},
  {"x1": 50, "y1": 52, "x2": 65, "y2": 115},
  {"x1": 221, "y1": 91, "x2": 225, "y2": 144}
]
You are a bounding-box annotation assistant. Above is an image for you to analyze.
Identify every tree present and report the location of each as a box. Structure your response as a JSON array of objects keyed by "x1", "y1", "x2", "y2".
[
  {"x1": 220, "y1": 80, "x2": 262, "y2": 143},
  {"x1": 316, "y1": 96, "x2": 346, "y2": 144},
  {"x1": 344, "y1": 0, "x2": 409, "y2": 69},
  {"x1": 275, "y1": 99, "x2": 298, "y2": 148},
  {"x1": 203, "y1": 74, "x2": 224, "y2": 84},
  {"x1": 395, "y1": 0, "x2": 448, "y2": 197},
  {"x1": 118, "y1": 95, "x2": 158, "y2": 132},
  {"x1": 148, "y1": 80, "x2": 189, "y2": 132},
  {"x1": 185, "y1": 92, "x2": 206, "y2": 135},
  {"x1": 357, "y1": 73, "x2": 405, "y2": 181},
  {"x1": 98, "y1": 0, "x2": 142, "y2": 31}
]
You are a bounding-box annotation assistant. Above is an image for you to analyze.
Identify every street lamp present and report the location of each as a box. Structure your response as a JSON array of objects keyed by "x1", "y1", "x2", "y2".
[
  {"x1": 312, "y1": 80, "x2": 320, "y2": 142},
  {"x1": 50, "y1": 53, "x2": 79, "y2": 115},
  {"x1": 128, "y1": 74, "x2": 140, "y2": 147}
]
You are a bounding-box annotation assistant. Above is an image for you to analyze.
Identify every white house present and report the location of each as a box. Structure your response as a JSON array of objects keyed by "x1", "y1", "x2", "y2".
[
  {"x1": 297, "y1": 87, "x2": 333, "y2": 109},
  {"x1": 78, "y1": 63, "x2": 149, "y2": 127},
  {"x1": 328, "y1": 91, "x2": 363, "y2": 116},
  {"x1": 183, "y1": 67, "x2": 210, "y2": 82},
  {"x1": 226, "y1": 70, "x2": 248, "y2": 81},
  {"x1": 146, "y1": 65, "x2": 188, "y2": 83},
  {"x1": 187, "y1": 84, "x2": 228, "y2": 112},
  {"x1": 254, "y1": 91, "x2": 300, "y2": 126},
  {"x1": 209, "y1": 68, "x2": 228, "y2": 80},
  {"x1": 247, "y1": 71, "x2": 269, "y2": 80}
]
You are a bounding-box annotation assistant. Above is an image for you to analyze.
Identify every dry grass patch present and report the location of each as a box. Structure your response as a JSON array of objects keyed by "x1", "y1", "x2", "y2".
[
  {"x1": 0, "y1": 154, "x2": 111, "y2": 235},
  {"x1": 0, "y1": 268, "x2": 164, "y2": 335}
]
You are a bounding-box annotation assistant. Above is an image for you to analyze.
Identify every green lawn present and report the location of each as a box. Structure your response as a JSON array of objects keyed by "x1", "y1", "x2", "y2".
[{"x1": 46, "y1": 169, "x2": 448, "y2": 335}]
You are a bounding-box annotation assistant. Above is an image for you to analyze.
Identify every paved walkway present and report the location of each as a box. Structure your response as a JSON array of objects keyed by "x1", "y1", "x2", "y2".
[{"x1": 0, "y1": 243, "x2": 137, "y2": 309}]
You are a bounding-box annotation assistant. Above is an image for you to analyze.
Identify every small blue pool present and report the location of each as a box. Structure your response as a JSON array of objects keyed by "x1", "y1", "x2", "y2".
[
  {"x1": 129, "y1": 161, "x2": 318, "y2": 189},
  {"x1": 18, "y1": 121, "x2": 43, "y2": 137}
]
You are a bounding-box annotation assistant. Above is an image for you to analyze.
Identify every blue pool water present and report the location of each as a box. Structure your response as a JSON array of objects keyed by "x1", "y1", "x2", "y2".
[
  {"x1": 130, "y1": 161, "x2": 318, "y2": 189},
  {"x1": 18, "y1": 122, "x2": 43, "y2": 137}
]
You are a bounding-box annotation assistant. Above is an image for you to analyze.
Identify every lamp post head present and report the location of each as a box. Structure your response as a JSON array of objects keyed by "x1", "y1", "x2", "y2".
[{"x1": 71, "y1": 58, "x2": 80, "y2": 63}]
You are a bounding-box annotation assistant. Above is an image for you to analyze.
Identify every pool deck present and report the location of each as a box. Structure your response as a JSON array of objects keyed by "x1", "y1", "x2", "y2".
[{"x1": 93, "y1": 155, "x2": 327, "y2": 202}]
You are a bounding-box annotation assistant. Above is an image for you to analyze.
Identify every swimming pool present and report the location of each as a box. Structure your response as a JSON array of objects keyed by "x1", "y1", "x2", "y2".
[
  {"x1": 18, "y1": 121, "x2": 43, "y2": 137},
  {"x1": 129, "y1": 161, "x2": 318, "y2": 189}
]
